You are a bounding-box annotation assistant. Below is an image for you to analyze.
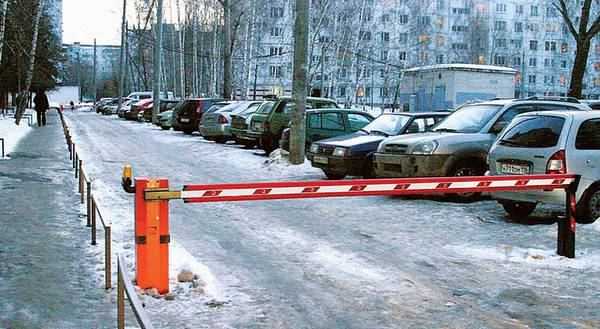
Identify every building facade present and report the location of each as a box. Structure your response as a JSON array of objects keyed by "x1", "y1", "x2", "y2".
[{"x1": 245, "y1": 0, "x2": 600, "y2": 107}]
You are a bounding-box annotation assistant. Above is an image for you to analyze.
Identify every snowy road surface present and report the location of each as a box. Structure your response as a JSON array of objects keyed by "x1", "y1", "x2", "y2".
[{"x1": 66, "y1": 111, "x2": 600, "y2": 328}]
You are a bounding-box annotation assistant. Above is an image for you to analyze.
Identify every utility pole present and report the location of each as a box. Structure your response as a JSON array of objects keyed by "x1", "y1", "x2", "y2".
[
  {"x1": 289, "y1": 0, "x2": 309, "y2": 164},
  {"x1": 15, "y1": 0, "x2": 45, "y2": 125},
  {"x1": 117, "y1": 0, "x2": 127, "y2": 116},
  {"x1": 93, "y1": 39, "x2": 97, "y2": 102},
  {"x1": 152, "y1": 0, "x2": 164, "y2": 123},
  {"x1": 77, "y1": 43, "x2": 82, "y2": 103}
]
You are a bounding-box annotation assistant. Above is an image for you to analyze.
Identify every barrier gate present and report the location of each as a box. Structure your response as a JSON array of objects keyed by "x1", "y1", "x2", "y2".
[{"x1": 122, "y1": 165, "x2": 580, "y2": 293}]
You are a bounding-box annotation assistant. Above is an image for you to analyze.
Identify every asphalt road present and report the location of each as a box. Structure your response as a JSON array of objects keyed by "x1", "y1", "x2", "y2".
[{"x1": 65, "y1": 110, "x2": 600, "y2": 329}]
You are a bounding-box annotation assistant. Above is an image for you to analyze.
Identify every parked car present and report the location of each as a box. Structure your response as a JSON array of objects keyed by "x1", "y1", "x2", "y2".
[
  {"x1": 307, "y1": 112, "x2": 449, "y2": 179},
  {"x1": 103, "y1": 99, "x2": 134, "y2": 115},
  {"x1": 488, "y1": 111, "x2": 600, "y2": 223},
  {"x1": 143, "y1": 99, "x2": 180, "y2": 122},
  {"x1": 280, "y1": 109, "x2": 375, "y2": 151},
  {"x1": 374, "y1": 98, "x2": 591, "y2": 202},
  {"x1": 125, "y1": 98, "x2": 153, "y2": 121},
  {"x1": 199, "y1": 101, "x2": 261, "y2": 143},
  {"x1": 174, "y1": 98, "x2": 225, "y2": 134},
  {"x1": 248, "y1": 96, "x2": 340, "y2": 154},
  {"x1": 582, "y1": 100, "x2": 600, "y2": 110},
  {"x1": 155, "y1": 101, "x2": 184, "y2": 130},
  {"x1": 95, "y1": 98, "x2": 114, "y2": 113},
  {"x1": 231, "y1": 100, "x2": 275, "y2": 148}
]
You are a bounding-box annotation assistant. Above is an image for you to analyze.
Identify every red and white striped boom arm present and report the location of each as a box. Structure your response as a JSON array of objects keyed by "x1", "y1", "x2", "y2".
[{"x1": 179, "y1": 174, "x2": 577, "y2": 203}]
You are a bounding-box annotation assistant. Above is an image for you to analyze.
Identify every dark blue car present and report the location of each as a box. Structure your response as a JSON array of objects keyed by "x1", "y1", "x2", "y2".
[{"x1": 306, "y1": 112, "x2": 449, "y2": 179}]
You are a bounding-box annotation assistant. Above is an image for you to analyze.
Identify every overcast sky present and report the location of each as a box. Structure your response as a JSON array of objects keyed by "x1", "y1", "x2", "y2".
[{"x1": 63, "y1": 0, "x2": 126, "y2": 45}]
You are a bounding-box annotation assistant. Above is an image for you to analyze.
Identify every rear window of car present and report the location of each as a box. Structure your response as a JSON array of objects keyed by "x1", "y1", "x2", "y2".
[
  {"x1": 309, "y1": 113, "x2": 345, "y2": 130},
  {"x1": 257, "y1": 101, "x2": 275, "y2": 114},
  {"x1": 499, "y1": 116, "x2": 565, "y2": 148},
  {"x1": 575, "y1": 118, "x2": 600, "y2": 150}
]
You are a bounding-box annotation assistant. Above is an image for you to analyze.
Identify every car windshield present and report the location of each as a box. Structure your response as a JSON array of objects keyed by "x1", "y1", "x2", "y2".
[
  {"x1": 205, "y1": 104, "x2": 228, "y2": 114},
  {"x1": 257, "y1": 101, "x2": 275, "y2": 114},
  {"x1": 237, "y1": 103, "x2": 261, "y2": 116},
  {"x1": 362, "y1": 114, "x2": 411, "y2": 136},
  {"x1": 433, "y1": 104, "x2": 502, "y2": 133},
  {"x1": 217, "y1": 103, "x2": 243, "y2": 113}
]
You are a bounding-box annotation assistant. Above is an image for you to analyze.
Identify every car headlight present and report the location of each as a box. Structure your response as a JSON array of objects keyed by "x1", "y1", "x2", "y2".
[
  {"x1": 310, "y1": 143, "x2": 319, "y2": 153},
  {"x1": 333, "y1": 147, "x2": 348, "y2": 157},
  {"x1": 411, "y1": 140, "x2": 438, "y2": 155}
]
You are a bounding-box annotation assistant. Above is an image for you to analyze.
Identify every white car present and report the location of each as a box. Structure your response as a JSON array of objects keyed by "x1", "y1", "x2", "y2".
[{"x1": 489, "y1": 111, "x2": 600, "y2": 222}]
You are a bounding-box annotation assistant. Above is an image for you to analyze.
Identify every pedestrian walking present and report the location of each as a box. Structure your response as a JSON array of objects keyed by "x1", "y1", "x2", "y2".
[
  {"x1": 70, "y1": 100, "x2": 75, "y2": 111},
  {"x1": 33, "y1": 90, "x2": 49, "y2": 127}
]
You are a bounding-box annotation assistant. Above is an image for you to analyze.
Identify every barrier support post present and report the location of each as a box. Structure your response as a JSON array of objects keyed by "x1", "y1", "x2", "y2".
[
  {"x1": 91, "y1": 199, "x2": 97, "y2": 245},
  {"x1": 558, "y1": 178, "x2": 579, "y2": 258},
  {"x1": 72, "y1": 144, "x2": 76, "y2": 169},
  {"x1": 86, "y1": 180, "x2": 92, "y2": 227},
  {"x1": 79, "y1": 165, "x2": 84, "y2": 203},
  {"x1": 105, "y1": 227, "x2": 112, "y2": 289},
  {"x1": 118, "y1": 262, "x2": 125, "y2": 329},
  {"x1": 135, "y1": 178, "x2": 170, "y2": 294}
]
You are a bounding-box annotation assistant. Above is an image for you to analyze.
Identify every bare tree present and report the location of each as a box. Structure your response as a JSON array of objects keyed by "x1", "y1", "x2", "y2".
[
  {"x1": 152, "y1": 0, "x2": 164, "y2": 123},
  {"x1": 555, "y1": 0, "x2": 600, "y2": 98},
  {"x1": 117, "y1": 0, "x2": 127, "y2": 115},
  {"x1": 0, "y1": 0, "x2": 8, "y2": 66},
  {"x1": 15, "y1": 0, "x2": 45, "y2": 125}
]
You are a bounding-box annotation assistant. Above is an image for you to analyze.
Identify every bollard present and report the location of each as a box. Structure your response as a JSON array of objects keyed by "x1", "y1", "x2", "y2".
[
  {"x1": 557, "y1": 179, "x2": 579, "y2": 258},
  {"x1": 79, "y1": 164, "x2": 84, "y2": 203},
  {"x1": 72, "y1": 144, "x2": 76, "y2": 169},
  {"x1": 105, "y1": 227, "x2": 112, "y2": 289},
  {"x1": 86, "y1": 180, "x2": 92, "y2": 227},
  {"x1": 91, "y1": 199, "x2": 97, "y2": 245},
  {"x1": 135, "y1": 178, "x2": 170, "y2": 294}
]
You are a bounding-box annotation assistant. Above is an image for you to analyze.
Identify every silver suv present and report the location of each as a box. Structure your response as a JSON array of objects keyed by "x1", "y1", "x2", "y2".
[
  {"x1": 488, "y1": 111, "x2": 600, "y2": 223},
  {"x1": 374, "y1": 98, "x2": 591, "y2": 202}
]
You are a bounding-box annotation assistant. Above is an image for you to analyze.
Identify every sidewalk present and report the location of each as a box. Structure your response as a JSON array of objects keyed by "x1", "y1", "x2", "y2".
[{"x1": 0, "y1": 110, "x2": 115, "y2": 328}]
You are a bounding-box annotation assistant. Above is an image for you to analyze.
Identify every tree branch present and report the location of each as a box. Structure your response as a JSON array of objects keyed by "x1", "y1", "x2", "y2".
[{"x1": 554, "y1": 1, "x2": 578, "y2": 39}]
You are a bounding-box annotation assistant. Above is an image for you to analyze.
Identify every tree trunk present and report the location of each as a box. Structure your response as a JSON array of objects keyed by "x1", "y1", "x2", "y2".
[
  {"x1": 117, "y1": 0, "x2": 127, "y2": 114},
  {"x1": 15, "y1": 0, "x2": 45, "y2": 125},
  {"x1": 0, "y1": 0, "x2": 9, "y2": 66},
  {"x1": 176, "y1": 0, "x2": 185, "y2": 97},
  {"x1": 222, "y1": 0, "x2": 232, "y2": 99},
  {"x1": 290, "y1": 0, "x2": 309, "y2": 165},
  {"x1": 152, "y1": 0, "x2": 164, "y2": 123},
  {"x1": 568, "y1": 39, "x2": 591, "y2": 99}
]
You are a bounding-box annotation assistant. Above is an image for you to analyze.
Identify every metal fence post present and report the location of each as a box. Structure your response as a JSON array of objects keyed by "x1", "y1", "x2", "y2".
[
  {"x1": 72, "y1": 144, "x2": 76, "y2": 169},
  {"x1": 118, "y1": 260, "x2": 125, "y2": 329},
  {"x1": 105, "y1": 227, "x2": 112, "y2": 290},
  {"x1": 91, "y1": 199, "x2": 97, "y2": 245},
  {"x1": 558, "y1": 178, "x2": 579, "y2": 258},
  {"x1": 86, "y1": 180, "x2": 92, "y2": 227}
]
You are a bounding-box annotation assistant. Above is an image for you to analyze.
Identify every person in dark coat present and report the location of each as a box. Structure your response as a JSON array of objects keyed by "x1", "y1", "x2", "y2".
[{"x1": 33, "y1": 90, "x2": 49, "y2": 127}]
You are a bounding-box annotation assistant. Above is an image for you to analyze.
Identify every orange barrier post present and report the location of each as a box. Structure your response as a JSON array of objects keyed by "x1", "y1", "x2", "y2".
[{"x1": 135, "y1": 178, "x2": 170, "y2": 294}]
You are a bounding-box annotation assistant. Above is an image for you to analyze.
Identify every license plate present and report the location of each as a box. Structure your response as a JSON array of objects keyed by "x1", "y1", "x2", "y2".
[
  {"x1": 253, "y1": 122, "x2": 262, "y2": 129},
  {"x1": 501, "y1": 163, "x2": 530, "y2": 175},
  {"x1": 205, "y1": 118, "x2": 214, "y2": 124},
  {"x1": 181, "y1": 118, "x2": 190, "y2": 123},
  {"x1": 313, "y1": 156, "x2": 328, "y2": 164}
]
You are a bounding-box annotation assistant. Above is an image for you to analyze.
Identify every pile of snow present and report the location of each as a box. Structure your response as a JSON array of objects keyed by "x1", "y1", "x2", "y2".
[
  {"x1": 444, "y1": 244, "x2": 600, "y2": 270},
  {"x1": 0, "y1": 111, "x2": 35, "y2": 158},
  {"x1": 261, "y1": 149, "x2": 320, "y2": 177}
]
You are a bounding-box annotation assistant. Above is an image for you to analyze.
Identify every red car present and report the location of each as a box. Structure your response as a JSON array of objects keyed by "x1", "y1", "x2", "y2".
[{"x1": 125, "y1": 99, "x2": 153, "y2": 121}]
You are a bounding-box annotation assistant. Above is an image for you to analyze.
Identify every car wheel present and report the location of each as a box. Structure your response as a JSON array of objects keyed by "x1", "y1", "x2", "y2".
[
  {"x1": 160, "y1": 126, "x2": 170, "y2": 131},
  {"x1": 214, "y1": 137, "x2": 227, "y2": 144},
  {"x1": 173, "y1": 126, "x2": 181, "y2": 132},
  {"x1": 447, "y1": 160, "x2": 485, "y2": 203},
  {"x1": 577, "y1": 186, "x2": 600, "y2": 224},
  {"x1": 501, "y1": 201, "x2": 537, "y2": 219},
  {"x1": 182, "y1": 129, "x2": 194, "y2": 135},
  {"x1": 261, "y1": 137, "x2": 277, "y2": 155},
  {"x1": 362, "y1": 159, "x2": 375, "y2": 179},
  {"x1": 242, "y1": 142, "x2": 255, "y2": 149},
  {"x1": 324, "y1": 171, "x2": 345, "y2": 180}
]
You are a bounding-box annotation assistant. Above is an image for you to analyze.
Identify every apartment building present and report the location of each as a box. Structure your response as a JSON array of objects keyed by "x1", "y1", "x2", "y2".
[{"x1": 246, "y1": 0, "x2": 600, "y2": 107}]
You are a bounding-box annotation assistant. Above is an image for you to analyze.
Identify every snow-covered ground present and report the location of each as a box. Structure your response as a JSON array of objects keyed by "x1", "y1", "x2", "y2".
[
  {"x1": 0, "y1": 110, "x2": 36, "y2": 158},
  {"x1": 64, "y1": 111, "x2": 600, "y2": 328}
]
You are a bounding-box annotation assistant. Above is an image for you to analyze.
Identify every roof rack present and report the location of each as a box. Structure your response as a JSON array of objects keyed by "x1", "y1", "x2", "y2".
[{"x1": 518, "y1": 96, "x2": 581, "y2": 104}]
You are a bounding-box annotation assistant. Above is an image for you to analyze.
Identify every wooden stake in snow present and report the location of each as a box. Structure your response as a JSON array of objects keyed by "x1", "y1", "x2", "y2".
[{"x1": 15, "y1": 0, "x2": 45, "y2": 125}]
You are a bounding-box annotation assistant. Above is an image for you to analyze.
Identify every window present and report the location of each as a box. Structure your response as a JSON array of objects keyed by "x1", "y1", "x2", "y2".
[
  {"x1": 399, "y1": 33, "x2": 408, "y2": 43},
  {"x1": 514, "y1": 22, "x2": 523, "y2": 32},
  {"x1": 417, "y1": 16, "x2": 430, "y2": 25},
  {"x1": 269, "y1": 66, "x2": 283, "y2": 77},
  {"x1": 381, "y1": 14, "x2": 390, "y2": 23},
  {"x1": 338, "y1": 86, "x2": 347, "y2": 98},
  {"x1": 420, "y1": 52, "x2": 429, "y2": 61},
  {"x1": 494, "y1": 20, "x2": 507, "y2": 31},
  {"x1": 380, "y1": 50, "x2": 389, "y2": 61},
  {"x1": 436, "y1": 54, "x2": 444, "y2": 64},
  {"x1": 270, "y1": 7, "x2": 284, "y2": 18},
  {"x1": 496, "y1": 3, "x2": 506, "y2": 12},
  {"x1": 270, "y1": 27, "x2": 283, "y2": 37},
  {"x1": 399, "y1": 14, "x2": 409, "y2": 24},
  {"x1": 530, "y1": 40, "x2": 538, "y2": 50},
  {"x1": 435, "y1": 35, "x2": 444, "y2": 45},
  {"x1": 490, "y1": 105, "x2": 535, "y2": 134},
  {"x1": 545, "y1": 24, "x2": 557, "y2": 32},
  {"x1": 360, "y1": 9, "x2": 372, "y2": 21},
  {"x1": 399, "y1": 51, "x2": 407, "y2": 60},
  {"x1": 269, "y1": 46, "x2": 283, "y2": 56},
  {"x1": 496, "y1": 38, "x2": 507, "y2": 48},
  {"x1": 381, "y1": 32, "x2": 390, "y2": 42},
  {"x1": 544, "y1": 76, "x2": 555, "y2": 84},
  {"x1": 528, "y1": 23, "x2": 539, "y2": 31},
  {"x1": 512, "y1": 56, "x2": 522, "y2": 66},
  {"x1": 515, "y1": 4, "x2": 523, "y2": 13},
  {"x1": 308, "y1": 114, "x2": 320, "y2": 129},
  {"x1": 528, "y1": 75, "x2": 536, "y2": 84},
  {"x1": 529, "y1": 58, "x2": 537, "y2": 67},
  {"x1": 452, "y1": 7, "x2": 469, "y2": 14},
  {"x1": 451, "y1": 43, "x2": 468, "y2": 50},
  {"x1": 493, "y1": 55, "x2": 506, "y2": 65},
  {"x1": 510, "y1": 39, "x2": 522, "y2": 48},
  {"x1": 561, "y1": 60, "x2": 568, "y2": 69},
  {"x1": 530, "y1": 5, "x2": 539, "y2": 16},
  {"x1": 452, "y1": 25, "x2": 468, "y2": 32},
  {"x1": 576, "y1": 119, "x2": 600, "y2": 150},
  {"x1": 347, "y1": 113, "x2": 372, "y2": 131},
  {"x1": 359, "y1": 31, "x2": 372, "y2": 41},
  {"x1": 545, "y1": 41, "x2": 556, "y2": 52},
  {"x1": 546, "y1": 6, "x2": 557, "y2": 17},
  {"x1": 499, "y1": 116, "x2": 565, "y2": 148}
]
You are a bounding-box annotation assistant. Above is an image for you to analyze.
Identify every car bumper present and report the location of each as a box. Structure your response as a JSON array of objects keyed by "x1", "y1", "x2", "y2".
[
  {"x1": 307, "y1": 153, "x2": 368, "y2": 176},
  {"x1": 245, "y1": 130, "x2": 266, "y2": 142},
  {"x1": 200, "y1": 124, "x2": 231, "y2": 138},
  {"x1": 373, "y1": 153, "x2": 451, "y2": 178},
  {"x1": 231, "y1": 128, "x2": 253, "y2": 141}
]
